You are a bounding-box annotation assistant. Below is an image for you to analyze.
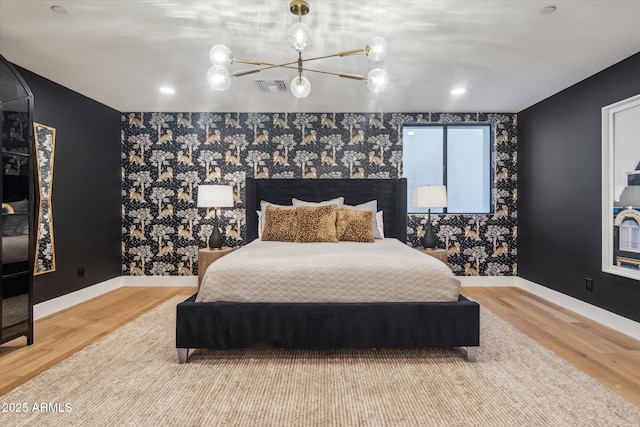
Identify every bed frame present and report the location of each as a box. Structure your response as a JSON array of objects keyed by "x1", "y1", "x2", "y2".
[{"x1": 176, "y1": 178, "x2": 480, "y2": 362}]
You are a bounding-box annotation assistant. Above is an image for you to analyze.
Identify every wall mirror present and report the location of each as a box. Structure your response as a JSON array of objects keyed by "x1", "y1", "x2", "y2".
[
  {"x1": 33, "y1": 122, "x2": 56, "y2": 275},
  {"x1": 602, "y1": 93, "x2": 640, "y2": 281}
]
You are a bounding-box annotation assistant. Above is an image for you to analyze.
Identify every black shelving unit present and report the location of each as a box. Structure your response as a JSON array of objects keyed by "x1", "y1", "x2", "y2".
[{"x1": 1, "y1": 54, "x2": 34, "y2": 345}]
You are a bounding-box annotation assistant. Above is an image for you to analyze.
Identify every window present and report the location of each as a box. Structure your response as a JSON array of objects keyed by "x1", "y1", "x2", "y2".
[
  {"x1": 620, "y1": 219, "x2": 640, "y2": 252},
  {"x1": 403, "y1": 124, "x2": 492, "y2": 214}
]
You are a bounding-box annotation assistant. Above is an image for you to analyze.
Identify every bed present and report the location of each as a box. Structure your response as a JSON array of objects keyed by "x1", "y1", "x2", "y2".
[{"x1": 176, "y1": 178, "x2": 480, "y2": 362}]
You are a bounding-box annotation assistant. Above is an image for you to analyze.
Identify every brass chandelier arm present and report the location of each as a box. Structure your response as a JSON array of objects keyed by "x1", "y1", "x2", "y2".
[
  {"x1": 230, "y1": 49, "x2": 368, "y2": 79},
  {"x1": 231, "y1": 67, "x2": 263, "y2": 77},
  {"x1": 233, "y1": 57, "x2": 298, "y2": 67},
  {"x1": 337, "y1": 49, "x2": 366, "y2": 57},
  {"x1": 232, "y1": 63, "x2": 367, "y2": 81},
  {"x1": 296, "y1": 67, "x2": 367, "y2": 80},
  {"x1": 230, "y1": 58, "x2": 301, "y2": 77},
  {"x1": 296, "y1": 49, "x2": 366, "y2": 62},
  {"x1": 232, "y1": 48, "x2": 365, "y2": 68}
]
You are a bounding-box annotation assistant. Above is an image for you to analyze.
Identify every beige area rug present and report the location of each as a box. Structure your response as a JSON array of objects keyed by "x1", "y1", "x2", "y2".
[{"x1": 2, "y1": 297, "x2": 639, "y2": 427}]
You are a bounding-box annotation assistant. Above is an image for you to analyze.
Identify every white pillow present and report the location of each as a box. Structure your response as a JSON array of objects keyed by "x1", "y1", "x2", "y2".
[
  {"x1": 375, "y1": 211, "x2": 384, "y2": 238},
  {"x1": 291, "y1": 197, "x2": 344, "y2": 207},
  {"x1": 344, "y1": 200, "x2": 376, "y2": 211},
  {"x1": 343, "y1": 200, "x2": 384, "y2": 239},
  {"x1": 260, "y1": 200, "x2": 290, "y2": 211},
  {"x1": 257, "y1": 201, "x2": 291, "y2": 237},
  {"x1": 257, "y1": 210, "x2": 264, "y2": 238}
]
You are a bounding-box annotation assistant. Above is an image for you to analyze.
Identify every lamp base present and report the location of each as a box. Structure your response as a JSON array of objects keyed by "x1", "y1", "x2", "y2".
[
  {"x1": 421, "y1": 210, "x2": 438, "y2": 249},
  {"x1": 208, "y1": 212, "x2": 224, "y2": 250}
]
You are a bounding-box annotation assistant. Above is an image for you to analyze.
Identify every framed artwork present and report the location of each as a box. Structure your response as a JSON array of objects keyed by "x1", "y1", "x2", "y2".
[
  {"x1": 33, "y1": 122, "x2": 56, "y2": 275},
  {"x1": 602, "y1": 94, "x2": 640, "y2": 280}
]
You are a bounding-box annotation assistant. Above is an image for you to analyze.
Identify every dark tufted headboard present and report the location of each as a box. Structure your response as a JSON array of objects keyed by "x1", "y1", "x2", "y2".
[{"x1": 245, "y1": 178, "x2": 407, "y2": 244}]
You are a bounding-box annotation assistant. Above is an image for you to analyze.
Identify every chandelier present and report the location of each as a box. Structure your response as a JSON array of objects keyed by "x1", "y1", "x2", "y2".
[{"x1": 206, "y1": 0, "x2": 389, "y2": 98}]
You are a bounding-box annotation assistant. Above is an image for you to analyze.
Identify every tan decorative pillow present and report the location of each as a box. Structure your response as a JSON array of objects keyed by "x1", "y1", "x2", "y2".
[
  {"x1": 295, "y1": 204, "x2": 338, "y2": 243},
  {"x1": 261, "y1": 205, "x2": 298, "y2": 242},
  {"x1": 336, "y1": 208, "x2": 375, "y2": 243}
]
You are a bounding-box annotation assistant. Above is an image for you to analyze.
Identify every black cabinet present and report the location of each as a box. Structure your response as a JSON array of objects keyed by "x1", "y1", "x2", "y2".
[{"x1": 1, "y1": 55, "x2": 34, "y2": 345}]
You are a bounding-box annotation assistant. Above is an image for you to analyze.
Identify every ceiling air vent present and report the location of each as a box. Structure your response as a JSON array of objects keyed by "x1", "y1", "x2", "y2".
[{"x1": 255, "y1": 80, "x2": 287, "y2": 93}]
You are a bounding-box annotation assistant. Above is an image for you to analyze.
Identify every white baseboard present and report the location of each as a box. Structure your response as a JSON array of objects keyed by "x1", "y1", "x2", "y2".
[
  {"x1": 33, "y1": 276, "x2": 196, "y2": 320},
  {"x1": 34, "y1": 274, "x2": 639, "y2": 341},
  {"x1": 515, "y1": 277, "x2": 640, "y2": 341},
  {"x1": 120, "y1": 276, "x2": 197, "y2": 287},
  {"x1": 458, "y1": 276, "x2": 518, "y2": 287},
  {"x1": 34, "y1": 276, "x2": 123, "y2": 320}
]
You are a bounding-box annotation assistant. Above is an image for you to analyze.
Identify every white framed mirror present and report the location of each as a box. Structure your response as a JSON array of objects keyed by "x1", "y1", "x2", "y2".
[{"x1": 602, "y1": 93, "x2": 640, "y2": 281}]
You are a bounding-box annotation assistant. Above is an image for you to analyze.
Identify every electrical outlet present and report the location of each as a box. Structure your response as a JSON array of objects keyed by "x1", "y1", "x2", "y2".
[
  {"x1": 77, "y1": 267, "x2": 85, "y2": 279},
  {"x1": 585, "y1": 278, "x2": 593, "y2": 292}
]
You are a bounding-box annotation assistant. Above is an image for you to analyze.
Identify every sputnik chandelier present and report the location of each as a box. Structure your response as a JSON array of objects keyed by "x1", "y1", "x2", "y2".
[{"x1": 206, "y1": 0, "x2": 389, "y2": 98}]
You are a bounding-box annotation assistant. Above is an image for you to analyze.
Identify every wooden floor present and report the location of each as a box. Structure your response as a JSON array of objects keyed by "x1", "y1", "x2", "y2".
[
  {"x1": 463, "y1": 287, "x2": 640, "y2": 407},
  {"x1": 1, "y1": 286, "x2": 638, "y2": 408},
  {"x1": 0, "y1": 286, "x2": 196, "y2": 396}
]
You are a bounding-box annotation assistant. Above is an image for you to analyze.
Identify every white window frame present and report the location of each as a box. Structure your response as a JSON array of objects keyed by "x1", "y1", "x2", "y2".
[
  {"x1": 403, "y1": 123, "x2": 493, "y2": 214},
  {"x1": 602, "y1": 93, "x2": 640, "y2": 281}
]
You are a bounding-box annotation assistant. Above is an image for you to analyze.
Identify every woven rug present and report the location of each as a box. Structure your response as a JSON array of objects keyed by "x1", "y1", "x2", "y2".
[{"x1": 2, "y1": 297, "x2": 639, "y2": 426}]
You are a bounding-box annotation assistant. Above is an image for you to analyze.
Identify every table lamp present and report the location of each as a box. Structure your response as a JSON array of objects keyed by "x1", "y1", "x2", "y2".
[
  {"x1": 197, "y1": 185, "x2": 234, "y2": 249},
  {"x1": 413, "y1": 185, "x2": 447, "y2": 249}
]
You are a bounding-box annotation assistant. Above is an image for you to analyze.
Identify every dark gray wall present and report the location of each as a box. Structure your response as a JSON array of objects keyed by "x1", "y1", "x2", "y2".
[
  {"x1": 16, "y1": 66, "x2": 122, "y2": 304},
  {"x1": 518, "y1": 52, "x2": 640, "y2": 322}
]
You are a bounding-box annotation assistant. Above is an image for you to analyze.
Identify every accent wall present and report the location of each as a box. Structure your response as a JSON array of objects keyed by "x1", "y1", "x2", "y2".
[{"x1": 121, "y1": 112, "x2": 517, "y2": 277}]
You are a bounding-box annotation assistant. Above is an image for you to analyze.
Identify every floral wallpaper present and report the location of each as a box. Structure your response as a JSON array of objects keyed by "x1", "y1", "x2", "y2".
[{"x1": 121, "y1": 112, "x2": 517, "y2": 276}]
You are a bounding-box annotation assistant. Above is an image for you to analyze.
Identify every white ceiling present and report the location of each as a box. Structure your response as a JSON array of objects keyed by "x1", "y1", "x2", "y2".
[{"x1": 1, "y1": 0, "x2": 639, "y2": 113}]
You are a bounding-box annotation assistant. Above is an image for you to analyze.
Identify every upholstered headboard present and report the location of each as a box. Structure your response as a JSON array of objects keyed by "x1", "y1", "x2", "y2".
[{"x1": 245, "y1": 178, "x2": 407, "y2": 244}]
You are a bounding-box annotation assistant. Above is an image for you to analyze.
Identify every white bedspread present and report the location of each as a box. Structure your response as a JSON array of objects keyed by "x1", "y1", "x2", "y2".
[{"x1": 196, "y1": 239, "x2": 460, "y2": 303}]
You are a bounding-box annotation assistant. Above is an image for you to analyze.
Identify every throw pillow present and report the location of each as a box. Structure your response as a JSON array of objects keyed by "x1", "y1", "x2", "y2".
[{"x1": 294, "y1": 204, "x2": 338, "y2": 243}]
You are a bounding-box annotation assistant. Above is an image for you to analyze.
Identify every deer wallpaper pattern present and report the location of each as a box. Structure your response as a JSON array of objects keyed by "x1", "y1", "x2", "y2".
[{"x1": 121, "y1": 112, "x2": 517, "y2": 277}]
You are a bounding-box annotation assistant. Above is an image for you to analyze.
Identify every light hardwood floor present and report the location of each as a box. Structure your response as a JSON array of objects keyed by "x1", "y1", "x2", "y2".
[
  {"x1": 1, "y1": 286, "x2": 638, "y2": 407},
  {"x1": 0, "y1": 286, "x2": 196, "y2": 396},
  {"x1": 463, "y1": 287, "x2": 640, "y2": 407}
]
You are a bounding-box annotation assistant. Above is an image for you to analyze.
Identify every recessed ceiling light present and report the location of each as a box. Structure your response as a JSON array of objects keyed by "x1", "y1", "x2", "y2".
[
  {"x1": 451, "y1": 88, "x2": 466, "y2": 95},
  {"x1": 51, "y1": 5, "x2": 68, "y2": 15},
  {"x1": 159, "y1": 87, "x2": 175, "y2": 95},
  {"x1": 540, "y1": 6, "x2": 557, "y2": 15}
]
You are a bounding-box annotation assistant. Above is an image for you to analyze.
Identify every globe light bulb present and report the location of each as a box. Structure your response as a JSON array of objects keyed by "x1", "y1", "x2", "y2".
[
  {"x1": 207, "y1": 65, "x2": 232, "y2": 91},
  {"x1": 365, "y1": 36, "x2": 388, "y2": 62},
  {"x1": 290, "y1": 76, "x2": 311, "y2": 98},
  {"x1": 287, "y1": 23, "x2": 312, "y2": 52},
  {"x1": 209, "y1": 44, "x2": 233, "y2": 66},
  {"x1": 366, "y1": 68, "x2": 388, "y2": 93}
]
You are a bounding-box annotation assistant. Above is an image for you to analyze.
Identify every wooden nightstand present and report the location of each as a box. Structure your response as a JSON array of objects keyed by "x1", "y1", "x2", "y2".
[
  {"x1": 198, "y1": 247, "x2": 233, "y2": 288},
  {"x1": 417, "y1": 248, "x2": 448, "y2": 265}
]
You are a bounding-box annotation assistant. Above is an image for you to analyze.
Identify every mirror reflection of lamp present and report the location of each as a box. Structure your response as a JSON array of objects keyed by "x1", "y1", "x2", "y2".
[
  {"x1": 614, "y1": 166, "x2": 640, "y2": 209},
  {"x1": 412, "y1": 186, "x2": 447, "y2": 250},
  {"x1": 197, "y1": 185, "x2": 234, "y2": 250}
]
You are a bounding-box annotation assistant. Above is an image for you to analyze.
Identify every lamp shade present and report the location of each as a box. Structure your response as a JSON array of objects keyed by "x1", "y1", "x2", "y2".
[
  {"x1": 197, "y1": 185, "x2": 234, "y2": 208},
  {"x1": 615, "y1": 185, "x2": 640, "y2": 209},
  {"x1": 413, "y1": 186, "x2": 448, "y2": 209}
]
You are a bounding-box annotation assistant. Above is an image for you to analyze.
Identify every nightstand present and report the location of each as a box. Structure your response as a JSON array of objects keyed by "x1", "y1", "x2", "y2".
[
  {"x1": 198, "y1": 247, "x2": 233, "y2": 288},
  {"x1": 417, "y1": 248, "x2": 448, "y2": 265}
]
